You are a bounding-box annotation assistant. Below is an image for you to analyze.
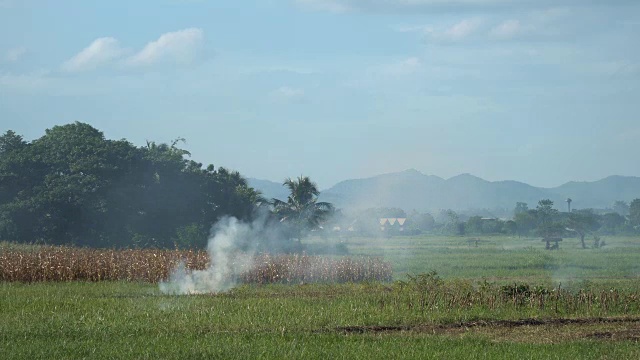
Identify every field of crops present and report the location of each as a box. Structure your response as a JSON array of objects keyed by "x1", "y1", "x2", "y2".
[
  {"x1": 0, "y1": 243, "x2": 392, "y2": 284},
  {"x1": 2, "y1": 235, "x2": 640, "y2": 359}
]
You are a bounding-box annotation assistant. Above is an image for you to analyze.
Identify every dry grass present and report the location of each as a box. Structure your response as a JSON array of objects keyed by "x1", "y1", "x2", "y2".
[
  {"x1": 0, "y1": 245, "x2": 392, "y2": 284},
  {"x1": 245, "y1": 253, "x2": 392, "y2": 284},
  {"x1": 0, "y1": 246, "x2": 208, "y2": 283}
]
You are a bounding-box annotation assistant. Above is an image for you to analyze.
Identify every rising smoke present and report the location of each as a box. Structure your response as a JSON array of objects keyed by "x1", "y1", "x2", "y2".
[{"x1": 160, "y1": 216, "x2": 263, "y2": 295}]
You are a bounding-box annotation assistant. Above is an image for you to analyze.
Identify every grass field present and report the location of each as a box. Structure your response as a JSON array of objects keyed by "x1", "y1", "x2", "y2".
[
  {"x1": 343, "y1": 234, "x2": 640, "y2": 289},
  {"x1": 1, "y1": 234, "x2": 640, "y2": 359}
]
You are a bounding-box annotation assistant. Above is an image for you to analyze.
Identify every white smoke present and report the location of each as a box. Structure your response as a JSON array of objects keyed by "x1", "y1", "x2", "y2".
[{"x1": 160, "y1": 217, "x2": 259, "y2": 295}]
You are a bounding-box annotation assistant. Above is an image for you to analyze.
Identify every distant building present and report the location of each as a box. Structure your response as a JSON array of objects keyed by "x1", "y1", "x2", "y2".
[{"x1": 379, "y1": 218, "x2": 407, "y2": 232}]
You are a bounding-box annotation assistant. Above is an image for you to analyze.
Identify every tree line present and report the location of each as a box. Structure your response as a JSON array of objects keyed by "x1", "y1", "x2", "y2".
[
  {"x1": 330, "y1": 199, "x2": 640, "y2": 247},
  {"x1": 0, "y1": 123, "x2": 331, "y2": 250},
  {"x1": 2, "y1": 123, "x2": 637, "y2": 249}
]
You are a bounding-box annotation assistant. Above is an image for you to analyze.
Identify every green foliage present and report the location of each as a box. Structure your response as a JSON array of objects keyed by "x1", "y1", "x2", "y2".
[
  {"x1": 600, "y1": 212, "x2": 627, "y2": 235},
  {"x1": 272, "y1": 176, "x2": 334, "y2": 242},
  {"x1": 630, "y1": 198, "x2": 640, "y2": 227},
  {"x1": 612, "y1": 200, "x2": 630, "y2": 216},
  {"x1": 566, "y1": 209, "x2": 601, "y2": 248},
  {"x1": 0, "y1": 123, "x2": 262, "y2": 248},
  {"x1": 409, "y1": 211, "x2": 435, "y2": 232},
  {"x1": 514, "y1": 209, "x2": 538, "y2": 236},
  {"x1": 173, "y1": 223, "x2": 209, "y2": 249},
  {"x1": 442, "y1": 209, "x2": 464, "y2": 235},
  {"x1": 513, "y1": 202, "x2": 528, "y2": 216}
]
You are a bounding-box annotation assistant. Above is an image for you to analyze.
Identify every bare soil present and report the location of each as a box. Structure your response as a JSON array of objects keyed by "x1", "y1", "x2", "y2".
[{"x1": 335, "y1": 317, "x2": 640, "y2": 343}]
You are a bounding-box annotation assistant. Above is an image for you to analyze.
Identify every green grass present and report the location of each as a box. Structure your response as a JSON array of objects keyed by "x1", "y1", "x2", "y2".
[
  {"x1": 2, "y1": 279, "x2": 640, "y2": 359},
  {"x1": 2, "y1": 234, "x2": 640, "y2": 359},
  {"x1": 338, "y1": 235, "x2": 640, "y2": 288}
]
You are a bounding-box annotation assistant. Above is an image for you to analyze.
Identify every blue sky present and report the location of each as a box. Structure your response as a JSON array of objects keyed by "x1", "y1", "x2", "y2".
[{"x1": 1, "y1": 0, "x2": 639, "y2": 189}]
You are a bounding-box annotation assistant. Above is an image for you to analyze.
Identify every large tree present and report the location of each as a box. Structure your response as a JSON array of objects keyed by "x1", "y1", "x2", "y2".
[
  {"x1": 513, "y1": 202, "x2": 529, "y2": 217},
  {"x1": 566, "y1": 209, "x2": 600, "y2": 248},
  {"x1": 612, "y1": 200, "x2": 630, "y2": 217},
  {"x1": 600, "y1": 212, "x2": 626, "y2": 235},
  {"x1": 514, "y1": 209, "x2": 537, "y2": 237},
  {"x1": 630, "y1": 199, "x2": 640, "y2": 228},
  {"x1": 535, "y1": 199, "x2": 563, "y2": 238},
  {"x1": 272, "y1": 176, "x2": 333, "y2": 243},
  {"x1": 0, "y1": 123, "x2": 262, "y2": 248}
]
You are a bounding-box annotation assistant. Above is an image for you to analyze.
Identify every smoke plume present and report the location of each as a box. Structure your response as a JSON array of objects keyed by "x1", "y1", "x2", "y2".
[{"x1": 160, "y1": 216, "x2": 260, "y2": 294}]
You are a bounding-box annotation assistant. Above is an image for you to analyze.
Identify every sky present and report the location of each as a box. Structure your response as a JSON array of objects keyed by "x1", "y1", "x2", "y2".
[{"x1": 1, "y1": 0, "x2": 639, "y2": 189}]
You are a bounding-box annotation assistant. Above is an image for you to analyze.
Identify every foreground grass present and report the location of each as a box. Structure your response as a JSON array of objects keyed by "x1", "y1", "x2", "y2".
[
  {"x1": 1, "y1": 281, "x2": 639, "y2": 359},
  {"x1": 2, "y1": 235, "x2": 639, "y2": 358}
]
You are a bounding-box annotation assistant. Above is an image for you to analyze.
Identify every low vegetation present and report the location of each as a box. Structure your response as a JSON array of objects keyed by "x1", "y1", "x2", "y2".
[{"x1": 2, "y1": 278, "x2": 639, "y2": 359}]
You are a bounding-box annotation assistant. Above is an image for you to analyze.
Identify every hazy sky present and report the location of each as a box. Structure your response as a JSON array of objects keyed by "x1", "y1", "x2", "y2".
[{"x1": 1, "y1": 0, "x2": 639, "y2": 189}]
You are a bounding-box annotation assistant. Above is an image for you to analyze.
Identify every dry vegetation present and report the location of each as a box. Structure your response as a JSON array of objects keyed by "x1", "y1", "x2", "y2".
[
  {"x1": 246, "y1": 253, "x2": 392, "y2": 284},
  {"x1": 0, "y1": 244, "x2": 392, "y2": 283}
]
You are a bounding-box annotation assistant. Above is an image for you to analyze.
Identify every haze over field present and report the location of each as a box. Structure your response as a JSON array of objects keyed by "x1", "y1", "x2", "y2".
[{"x1": 2, "y1": 1, "x2": 639, "y2": 189}]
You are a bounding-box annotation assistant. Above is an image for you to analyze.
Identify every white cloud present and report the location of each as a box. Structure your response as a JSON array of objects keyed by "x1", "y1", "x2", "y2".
[
  {"x1": 62, "y1": 37, "x2": 124, "y2": 72},
  {"x1": 396, "y1": 19, "x2": 485, "y2": 42},
  {"x1": 271, "y1": 86, "x2": 306, "y2": 102},
  {"x1": 490, "y1": 19, "x2": 521, "y2": 39},
  {"x1": 442, "y1": 18, "x2": 484, "y2": 40},
  {"x1": 396, "y1": 7, "x2": 576, "y2": 43},
  {"x1": 5, "y1": 47, "x2": 27, "y2": 62},
  {"x1": 126, "y1": 28, "x2": 204, "y2": 67},
  {"x1": 61, "y1": 28, "x2": 205, "y2": 72},
  {"x1": 411, "y1": 18, "x2": 485, "y2": 42}
]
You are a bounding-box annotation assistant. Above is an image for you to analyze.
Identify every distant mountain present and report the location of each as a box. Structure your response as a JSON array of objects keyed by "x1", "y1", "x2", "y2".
[
  {"x1": 549, "y1": 176, "x2": 640, "y2": 209},
  {"x1": 248, "y1": 170, "x2": 640, "y2": 212},
  {"x1": 247, "y1": 178, "x2": 290, "y2": 202},
  {"x1": 319, "y1": 169, "x2": 558, "y2": 211},
  {"x1": 249, "y1": 169, "x2": 640, "y2": 211}
]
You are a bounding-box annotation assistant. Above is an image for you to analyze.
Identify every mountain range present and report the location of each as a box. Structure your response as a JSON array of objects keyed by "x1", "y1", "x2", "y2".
[{"x1": 248, "y1": 170, "x2": 640, "y2": 213}]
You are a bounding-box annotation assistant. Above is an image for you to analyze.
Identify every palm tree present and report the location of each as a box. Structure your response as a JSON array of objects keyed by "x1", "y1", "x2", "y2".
[{"x1": 272, "y1": 176, "x2": 333, "y2": 243}]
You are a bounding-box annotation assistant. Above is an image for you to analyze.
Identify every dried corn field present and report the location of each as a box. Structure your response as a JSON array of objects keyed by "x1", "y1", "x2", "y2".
[
  {"x1": 245, "y1": 254, "x2": 392, "y2": 284},
  {"x1": 0, "y1": 245, "x2": 392, "y2": 284}
]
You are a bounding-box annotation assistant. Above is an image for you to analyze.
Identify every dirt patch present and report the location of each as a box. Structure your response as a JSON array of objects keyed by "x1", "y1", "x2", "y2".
[
  {"x1": 335, "y1": 317, "x2": 640, "y2": 343},
  {"x1": 587, "y1": 329, "x2": 640, "y2": 342},
  {"x1": 336, "y1": 316, "x2": 640, "y2": 334}
]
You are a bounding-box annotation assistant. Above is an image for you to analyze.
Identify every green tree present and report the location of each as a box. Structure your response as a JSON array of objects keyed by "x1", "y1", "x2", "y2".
[
  {"x1": 566, "y1": 209, "x2": 600, "y2": 248},
  {"x1": 630, "y1": 199, "x2": 640, "y2": 227},
  {"x1": 7, "y1": 122, "x2": 136, "y2": 245},
  {"x1": 612, "y1": 200, "x2": 630, "y2": 217},
  {"x1": 514, "y1": 210, "x2": 537, "y2": 237},
  {"x1": 409, "y1": 211, "x2": 435, "y2": 232},
  {"x1": 0, "y1": 123, "x2": 263, "y2": 248},
  {"x1": 600, "y1": 212, "x2": 626, "y2": 235},
  {"x1": 466, "y1": 216, "x2": 484, "y2": 234},
  {"x1": 272, "y1": 176, "x2": 333, "y2": 243},
  {"x1": 442, "y1": 209, "x2": 464, "y2": 235},
  {"x1": 502, "y1": 220, "x2": 517, "y2": 235},
  {"x1": 513, "y1": 202, "x2": 528, "y2": 217},
  {"x1": 535, "y1": 199, "x2": 563, "y2": 238}
]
